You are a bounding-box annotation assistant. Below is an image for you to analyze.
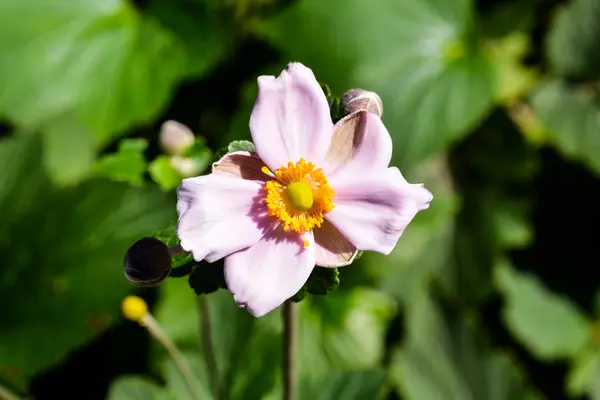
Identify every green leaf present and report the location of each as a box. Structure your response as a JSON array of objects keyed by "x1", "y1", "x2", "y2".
[
  {"x1": 298, "y1": 371, "x2": 388, "y2": 400},
  {"x1": 391, "y1": 290, "x2": 539, "y2": 400},
  {"x1": 93, "y1": 138, "x2": 148, "y2": 186},
  {"x1": 147, "y1": 0, "x2": 233, "y2": 77},
  {"x1": 292, "y1": 267, "x2": 340, "y2": 302},
  {"x1": 183, "y1": 137, "x2": 213, "y2": 174},
  {"x1": 188, "y1": 262, "x2": 226, "y2": 296},
  {"x1": 547, "y1": 0, "x2": 600, "y2": 78},
  {"x1": 495, "y1": 262, "x2": 591, "y2": 360},
  {"x1": 436, "y1": 115, "x2": 538, "y2": 306},
  {"x1": 41, "y1": 116, "x2": 96, "y2": 186},
  {"x1": 227, "y1": 140, "x2": 255, "y2": 153},
  {"x1": 259, "y1": 0, "x2": 495, "y2": 167},
  {"x1": 0, "y1": 135, "x2": 174, "y2": 383},
  {"x1": 108, "y1": 377, "x2": 169, "y2": 400},
  {"x1": 298, "y1": 288, "x2": 395, "y2": 377},
  {"x1": 153, "y1": 281, "x2": 281, "y2": 400},
  {"x1": 0, "y1": 0, "x2": 186, "y2": 138},
  {"x1": 149, "y1": 156, "x2": 183, "y2": 191},
  {"x1": 568, "y1": 350, "x2": 600, "y2": 397},
  {"x1": 154, "y1": 222, "x2": 194, "y2": 269},
  {"x1": 530, "y1": 79, "x2": 600, "y2": 175},
  {"x1": 358, "y1": 157, "x2": 459, "y2": 304}
]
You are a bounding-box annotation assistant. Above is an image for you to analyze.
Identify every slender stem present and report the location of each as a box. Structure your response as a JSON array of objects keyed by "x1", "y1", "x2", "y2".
[
  {"x1": 282, "y1": 301, "x2": 297, "y2": 400},
  {"x1": 0, "y1": 384, "x2": 20, "y2": 400},
  {"x1": 142, "y1": 314, "x2": 203, "y2": 400},
  {"x1": 198, "y1": 295, "x2": 219, "y2": 399}
]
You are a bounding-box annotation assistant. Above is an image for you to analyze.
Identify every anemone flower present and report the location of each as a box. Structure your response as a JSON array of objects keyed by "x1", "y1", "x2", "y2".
[{"x1": 177, "y1": 62, "x2": 432, "y2": 317}]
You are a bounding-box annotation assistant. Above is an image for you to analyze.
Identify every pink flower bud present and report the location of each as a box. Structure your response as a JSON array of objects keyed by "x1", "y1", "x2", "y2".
[
  {"x1": 340, "y1": 89, "x2": 383, "y2": 117},
  {"x1": 160, "y1": 120, "x2": 195, "y2": 155}
]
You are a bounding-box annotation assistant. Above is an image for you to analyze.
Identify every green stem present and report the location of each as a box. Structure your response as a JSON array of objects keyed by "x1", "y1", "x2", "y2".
[
  {"x1": 198, "y1": 295, "x2": 220, "y2": 399},
  {"x1": 282, "y1": 301, "x2": 297, "y2": 400},
  {"x1": 142, "y1": 314, "x2": 203, "y2": 400}
]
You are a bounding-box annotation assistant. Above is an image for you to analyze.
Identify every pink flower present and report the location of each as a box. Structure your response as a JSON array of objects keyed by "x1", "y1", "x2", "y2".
[{"x1": 177, "y1": 63, "x2": 432, "y2": 317}]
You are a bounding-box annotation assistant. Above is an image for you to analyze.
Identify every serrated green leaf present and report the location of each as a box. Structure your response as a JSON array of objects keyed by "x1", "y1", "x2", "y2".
[
  {"x1": 391, "y1": 290, "x2": 539, "y2": 400},
  {"x1": 149, "y1": 155, "x2": 183, "y2": 191},
  {"x1": 0, "y1": 134, "x2": 174, "y2": 384},
  {"x1": 154, "y1": 222, "x2": 194, "y2": 268},
  {"x1": 0, "y1": 0, "x2": 186, "y2": 138},
  {"x1": 94, "y1": 138, "x2": 148, "y2": 186},
  {"x1": 259, "y1": 0, "x2": 495, "y2": 167},
  {"x1": 108, "y1": 377, "x2": 169, "y2": 400},
  {"x1": 530, "y1": 79, "x2": 600, "y2": 175},
  {"x1": 548, "y1": 0, "x2": 600, "y2": 78},
  {"x1": 227, "y1": 140, "x2": 255, "y2": 153},
  {"x1": 495, "y1": 262, "x2": 591, "y2": 360}
]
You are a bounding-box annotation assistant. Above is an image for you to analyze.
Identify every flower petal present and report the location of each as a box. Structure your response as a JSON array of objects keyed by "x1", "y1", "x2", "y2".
[
  {"x1": 314, "y1": 220, "x2": 358, "y2": 267},
  {"x1": 212, "y1": 151, "x2": 268, "y2": 182},
  {"x1": 250, "y1": 62, "x2": 333, "y2": 170},
  {"x1": 326, "y1": 167, "x2": 433, "y2": 255},
  {"x1": 177, "y1": 174, "x2": 270, "y2": 263},
  {"x1": 323, "y1": 110, "x2": 392, "y2": 177},
  {"x1": 224, "y1": 227, "x2": 316, "y2": 317}
]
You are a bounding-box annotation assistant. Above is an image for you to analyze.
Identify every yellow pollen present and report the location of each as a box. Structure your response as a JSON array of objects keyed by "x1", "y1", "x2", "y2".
[
  {"x1": 264, "y1": 158, "x2": 334, "y2": 234},
  {"x1": 303, "y1": 239, "x2": 310, "y2": 248},
  {"x1": 261, "y1": 166, "x2": 273, "y2": 176}
]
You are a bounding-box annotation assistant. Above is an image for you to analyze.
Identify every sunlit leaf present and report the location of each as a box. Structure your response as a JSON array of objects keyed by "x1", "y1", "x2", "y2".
[
  {"x1": 94, "y1": 138, "x2": 148, "y2": 186},
  {"x1": 259, "y1": 0, "x2": 495, "y2": 167},
  {"x1": 495, "y1": 262, "x2": 591, "y2": 360},
  {"x1": 530, "y1": 79, "x2": 600, "y2": 175},
  {"x1": 0, "y1": 0, "x2": 186, "y2": 137}
]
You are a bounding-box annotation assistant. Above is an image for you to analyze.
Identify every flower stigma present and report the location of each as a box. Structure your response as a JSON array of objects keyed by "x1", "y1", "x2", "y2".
[{"x1": 264, "y1": 158, "x2": 334, "y2": 235}]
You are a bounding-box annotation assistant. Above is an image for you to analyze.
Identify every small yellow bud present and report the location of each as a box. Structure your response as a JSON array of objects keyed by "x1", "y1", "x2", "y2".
[{"x1": 121, "y1": 295, "x2": 148, "y2": 323}]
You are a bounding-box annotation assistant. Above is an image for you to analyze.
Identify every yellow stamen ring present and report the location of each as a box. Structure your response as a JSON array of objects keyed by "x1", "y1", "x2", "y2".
[{"x1": 264, "y1": 158, "x2": 334, "y2": 234}]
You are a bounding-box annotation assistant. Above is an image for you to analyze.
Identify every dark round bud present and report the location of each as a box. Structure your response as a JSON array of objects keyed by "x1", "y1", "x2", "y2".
[
  {"x1": 124, "y1": 237, "x2": 172, "y2": 286},
  {"x1": 340, "y1": 89, "x2": 383, "y2": 117}
]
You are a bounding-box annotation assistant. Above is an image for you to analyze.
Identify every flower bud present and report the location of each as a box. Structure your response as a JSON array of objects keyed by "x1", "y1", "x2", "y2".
[
  {"x1": 340, "y1": 89, "x2": 383, "y2": 117},
  {"x1": 121, "y1": 295, "x2": 148, "y2": 323},
  {"x1": 124, "y1": 237, "x2": 172, "y2": 286},
  {"x1": 160, "y1": 120, "x2": 195, "y2": 155},
  {"x1": 170, "y1": 155, "x2": 203, "y2": 178}
]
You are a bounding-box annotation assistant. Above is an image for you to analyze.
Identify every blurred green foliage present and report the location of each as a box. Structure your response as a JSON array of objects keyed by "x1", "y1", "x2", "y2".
[{"x1": 1, "y1": 0, "x2": 600, "y2": 398}]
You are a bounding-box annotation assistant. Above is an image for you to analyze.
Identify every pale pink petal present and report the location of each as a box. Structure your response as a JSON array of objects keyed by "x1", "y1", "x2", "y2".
[
  {"x1": 177, "y1": 174, "x2": 271, "y2": 263},
  {"x1": 224, "y1": 227, "x2": 316, "y2": 317},
  {"x1": 314, "y1": 220, "x2": 358, "y2": 267},
  {"x1": 326, "y1": 167, "x2": 433, "y2": 255},
  {"x1": 323, "y1": 110, "x2": 392, "y2": 176},
  {"x1": 250, "y1": 63, "x2": 333, "y2": 170},
  {"x1": 212, "y1": 151, "x2": 268, "y2": 182}
]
